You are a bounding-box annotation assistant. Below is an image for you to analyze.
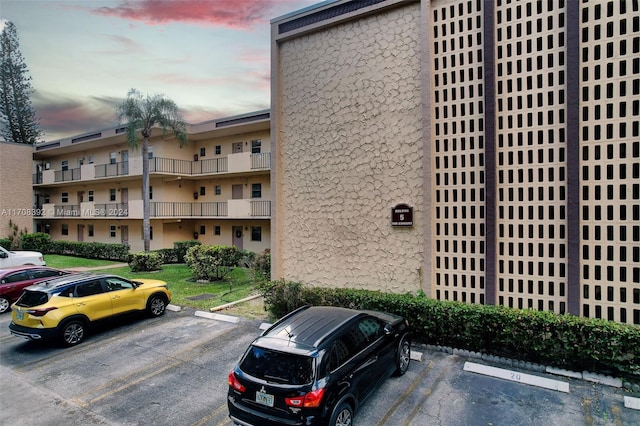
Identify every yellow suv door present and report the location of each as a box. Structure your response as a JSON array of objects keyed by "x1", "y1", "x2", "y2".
[
  {"x1": 104, "y1": 276, "x2": 146, "y2": 314},
  {"x1": 73, "y1": 279, "x2": 113, "y2": 320}
]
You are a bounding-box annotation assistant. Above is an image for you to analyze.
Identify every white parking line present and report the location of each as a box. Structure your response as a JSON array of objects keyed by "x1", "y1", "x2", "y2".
[{"x1": 463, "y1": 361, "x2": 570, "y2": 393}]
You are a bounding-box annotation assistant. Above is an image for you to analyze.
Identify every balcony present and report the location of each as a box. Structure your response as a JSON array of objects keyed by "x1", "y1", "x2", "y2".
[
  {"x1": 93, "y1": 203, "x2": 129, "y2": 217},
  {"x1": 33, "y1": 152, "x2": 271, "y2": 186},
  {"x1": 54, "y1": 168, "x2": 81, "y2": 182},
  {"x1": 39, "y1": 199, "x2": 270, "y2": 220},
  {"x1": 95, "y1": 161, "x2": 129, "y2": 178}
]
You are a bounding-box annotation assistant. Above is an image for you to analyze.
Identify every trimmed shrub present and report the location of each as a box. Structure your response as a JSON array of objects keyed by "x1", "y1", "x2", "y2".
[
  {"x1": 20, "y1": 233, "x2": 51, "y2": 253},
  {"x1": 185, "y1": 244, "x2": 242, "y2": 281},
  {"x1": 0, "y1": 238, "x2": 11, "y2": 250},
  {"x1": 155, "y1": 248, "x2": 179, "y2": 264},
  {"x1": 128, "y1": 252, "x2": 162, "y2": 272},
  {"x1": 258, "y1": 282, "x2": 640, "y2": 377},
  {"x1": 173, "y1": 240, "x2": 201, "y2": 263},
  {"x1": 47, "y1": 240, "x2": 129, "y2": 261}
]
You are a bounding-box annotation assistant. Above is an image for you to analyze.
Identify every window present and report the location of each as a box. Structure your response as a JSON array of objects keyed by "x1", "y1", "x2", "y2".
[
  {"x1": 3, "y1": 271, "x2": 30, "y2": 283},
  {"x1": 251, "y1": 183, "x2": 262, "y2": 198},
  {"x1": 215, "y1": 226, "x2": 221, "y2": 235},
  {"x1": 62, "y1": 224, "x2": 69, "y2": 235},
  {"x1": 215, "y1": 185, "x2": 221, "y2": 195},
  {"x1": 88, "y1": 190, "x2": 94, "y2": 202},
  {"x1": 215, "y1": 145, "x2": 221, "y2": 155},
  {"x1": 110, "y1": 225, "x2": 116, "y2": 238},
  {"x1": 251, "y1": 139, "x2": 262, "y2": 154},
  {"x1": 251, "y1": 227, "x2": 261, "y2": 241},
  {"x1": 200, "y1": 225, "x2": 206, "y2": 235},
  {"x1": 88, "y1": 225, "x2": 94, "y2": 237},
  {"x1": 110, "y1": 189, "x2": 116, "y2": 202},
  {"x1": 149, "y1": 186, "x2": 153, "y2": 200},
  {"x1": 75, "y1": 280, "x2": 104, "y2": 297},
  {"x1": 105, "y1": 277, "x2": 134, "y2": 291},
  {"x1": 61, "y1": 160, "x2": 68, "y2": 171},
  {"x1": 200, "y1": 186, "x2": 206, "y2": 196},
  {"x1": 148, "y1": 146, "x2": 153, "y2": 159},
  {"x1": 61, "y1": 192, "x2": 68, "y2": 203},
  {"x1": 110, "y1": 152, "x2": 117, "y2": 164},
  {"x1": 200, "y1": 147, "x2": 206, "y2": 157}
]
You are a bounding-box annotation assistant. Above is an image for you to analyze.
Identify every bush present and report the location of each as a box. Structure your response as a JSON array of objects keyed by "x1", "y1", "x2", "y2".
[
  {"x1": 185, "y1": 244, "x2": 242, "y2": 281},
  {"x1": 0, "y1": 238, "x2": 11, "y2": 250},
  {"x1": 258, "y1": 282, "x2": 640, "y2": 377},
  {"x1": 47, "y1": 240, "x2": 129, "y2": 261},
  {"x1": 154, "y1": 248, "x2": 178, "y2": 264},
  {"x1": 20, "y1": 233, "x2": 51, "y2": 252},
  {"x1": 173, "y1": 240, "x2": 201, "y2": 263},
  {"x1": 128, "y1": 252, "x2": 162, "y2": 272},
  {"x1": 251, "y1": 251, "x2": 271, "y2": 281}
]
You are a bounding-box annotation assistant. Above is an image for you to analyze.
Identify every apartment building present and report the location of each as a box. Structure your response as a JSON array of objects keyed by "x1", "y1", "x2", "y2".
[
  {"x1": 0, "y1": 141, "x2": 35, "y2": 234},
  {"x1": 32, "y1": 110, "x2": 272, "y2": 253},
  {"x1": 270, "y1": 0, "x2": 640, "y2": 324}
]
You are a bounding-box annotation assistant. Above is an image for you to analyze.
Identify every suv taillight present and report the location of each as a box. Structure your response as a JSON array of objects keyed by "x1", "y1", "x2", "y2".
[
  {"x1": 26, "y1": 307, "x2": 58, "y2": 317},
  {"x1": 285, "y1": 388, "x2": 325, "y2": 408},
  {"x1": 228, "y1": 371, "x2": 246, "y2": 392}
]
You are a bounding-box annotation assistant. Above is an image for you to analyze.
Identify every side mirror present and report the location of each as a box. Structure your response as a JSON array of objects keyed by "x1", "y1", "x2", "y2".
[{"x1": 0, "y1": 252, "x2": 7, "y2": 258}]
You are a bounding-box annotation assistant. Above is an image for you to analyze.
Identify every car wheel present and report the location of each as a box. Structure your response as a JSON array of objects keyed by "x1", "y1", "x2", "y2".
[
  {"x1": 60, "y1": 319, "x2": 86, "y2": 346},
  {"x1": 394, "y1": 335, "x2": 411, "y2": 376},
  {"x1": 330, "y1": 401, "x2": 353, "y2": 426},
  {"x1": 0, "y1": 297, "x2": 10, "y2": 314},
  {"x1": 147, "y1": 295, "x2": 167, "y2": 317}
]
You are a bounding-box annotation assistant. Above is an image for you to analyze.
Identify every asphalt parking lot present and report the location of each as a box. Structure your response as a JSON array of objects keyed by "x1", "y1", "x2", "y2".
[{"x1": 1, "y1": 306, "x2": 639, "y2": 426}]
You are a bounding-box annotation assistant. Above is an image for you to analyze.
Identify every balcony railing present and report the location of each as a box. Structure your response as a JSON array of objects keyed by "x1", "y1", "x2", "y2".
[
  {"x1": 150, "y1": 157, "x2": 228, "y2": 175},
  {"x1": 150, "y1": 202, "x2": 228, "y2": 217},
  {"x1": 54, "y1": 168, "x2": 81, "y2": 182},
  {"x1": 54, "y1": 204, "x2": 80, "y2": 217},
  {"x1": 93, "y1": 203, "x2": 129, "y2": 217},
  {"x1": 251, "y1": 152, "x2": 271, "y2": 169},
  {"x1": 251, "y1": 200, "x2": 271, "y2": 216},
  {"x1": 95, "y1": 161, "x2": 129, "y2": 178}
]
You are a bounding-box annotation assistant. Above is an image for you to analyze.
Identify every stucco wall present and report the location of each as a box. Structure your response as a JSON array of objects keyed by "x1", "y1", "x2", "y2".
[
  {"x1": 0, "y1": 141, "x2": 34, "y2": 235},
  {"x1": 275, "y1": 3, "x2": 423, "y2": 292}
]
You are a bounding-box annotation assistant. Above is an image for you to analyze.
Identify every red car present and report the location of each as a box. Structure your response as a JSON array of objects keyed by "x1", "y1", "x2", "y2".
[{"x1": 0, "y1": 266, "x2": 70, "y2": 314}]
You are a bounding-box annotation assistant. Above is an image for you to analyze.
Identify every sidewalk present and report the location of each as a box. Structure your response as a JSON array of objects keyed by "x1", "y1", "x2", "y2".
[{"x1": 65, "y1": 263, "x2": 129, "y2": 272}]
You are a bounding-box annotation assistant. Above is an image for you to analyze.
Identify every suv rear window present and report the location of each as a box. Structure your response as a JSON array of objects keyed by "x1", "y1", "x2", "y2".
[
  {"x1": 239, "y1": 346, "x2": 314, "y2": 385},
  {"x1": 16, "y1": 290, "x2": 49, "y2": 307}
]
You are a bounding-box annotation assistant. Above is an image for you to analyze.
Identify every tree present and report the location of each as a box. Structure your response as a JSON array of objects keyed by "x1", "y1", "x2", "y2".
[
  {"x1": 0, "y1": 20, "x2": 42, "y2": 144},
  {"x1": 116, "y1": 89, "x2": 188, "y2": 251}
]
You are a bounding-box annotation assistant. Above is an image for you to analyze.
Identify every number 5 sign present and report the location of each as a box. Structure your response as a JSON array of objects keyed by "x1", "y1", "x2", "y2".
[{"x1": 391, "y1": 204, "x2": 413, "y2": 227}]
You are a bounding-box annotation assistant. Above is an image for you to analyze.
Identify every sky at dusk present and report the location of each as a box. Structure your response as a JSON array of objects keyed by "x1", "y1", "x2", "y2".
[{"x1": 0, "y1": 0, "x2": 321, "y2": 142}]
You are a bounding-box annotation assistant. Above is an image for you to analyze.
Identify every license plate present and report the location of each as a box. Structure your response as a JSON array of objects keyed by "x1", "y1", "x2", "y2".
[
  {"x1": 256, "y1": 391, "x2": 274, "y2": 407},
  {"x1": 16, "y1": 310, "x2": 23, "y2": 320}
]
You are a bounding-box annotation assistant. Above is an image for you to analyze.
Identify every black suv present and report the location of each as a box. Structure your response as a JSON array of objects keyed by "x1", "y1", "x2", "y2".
[{"x1": 228, "y1": 305, "x2": 411, "y2": 426}]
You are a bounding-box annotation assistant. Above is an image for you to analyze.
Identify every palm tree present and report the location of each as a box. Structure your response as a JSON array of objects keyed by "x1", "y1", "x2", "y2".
[{"x1": 116, "y1": 89, "x2": 188, "y2": 252}]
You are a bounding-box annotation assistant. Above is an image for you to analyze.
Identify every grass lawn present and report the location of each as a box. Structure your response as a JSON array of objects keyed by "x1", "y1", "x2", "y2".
[{"x1": 44, "y1": 255, "x2": 262, "y2": 313}]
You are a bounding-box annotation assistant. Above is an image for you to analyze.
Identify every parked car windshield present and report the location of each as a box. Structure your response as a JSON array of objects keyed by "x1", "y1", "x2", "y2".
[
  {"x1": 239, "y1": 346, "x2": 314, "y2": 385},
  {"x1": 16, "y1": 291, "x2": 49, "y2": 307}
]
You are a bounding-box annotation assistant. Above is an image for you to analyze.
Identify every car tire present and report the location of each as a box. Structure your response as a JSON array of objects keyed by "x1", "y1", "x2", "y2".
[
  {"x1": 60, "y1": 319, "x2": 86, "y2": 346},
  {"x1": 0, "y1": 296, "x2": 10, "y2": 314},
  {"x1": 394, "y1": 335, "x2": 411, "y2": 376},
  {"x1": 329, "y1": 401, "x2": 353, "y2": 426},
  {"x1": 147, "y1": 295, "x2": 167, "y2": 317}
]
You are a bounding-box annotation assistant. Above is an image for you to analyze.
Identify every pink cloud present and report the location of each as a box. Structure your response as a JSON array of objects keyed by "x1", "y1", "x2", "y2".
[{"x1": 89, "y1": 0, "x2": 304, "y2": 29}]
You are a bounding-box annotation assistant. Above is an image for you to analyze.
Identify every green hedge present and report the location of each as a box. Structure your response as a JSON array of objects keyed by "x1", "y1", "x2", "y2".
[
  {"x1": 0, "y1": 238, "x2": 11, "y2": 250},
  {"x1": 48, "y1": 240, "x2": 129, "y2": 261},
  {"x1": 258, "y1": 281, "x2": 640, "y2": 377},
  {"x1": 127, "y1": 252, "x2": 162, "y2": 272}
]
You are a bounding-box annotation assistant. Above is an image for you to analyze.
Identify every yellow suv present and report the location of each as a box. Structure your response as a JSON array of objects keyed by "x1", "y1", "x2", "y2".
[{"x1": 9, "y1": 273, "x2": 171, "y2": 346}]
